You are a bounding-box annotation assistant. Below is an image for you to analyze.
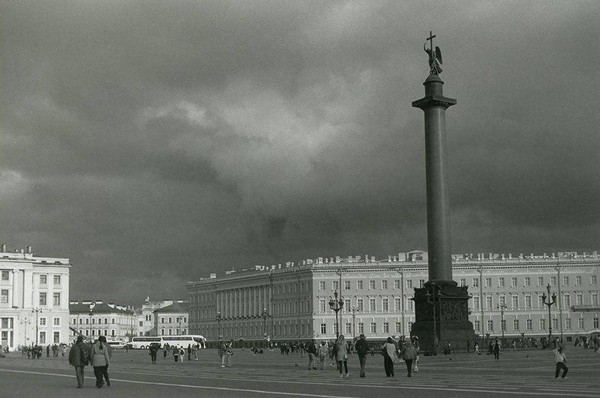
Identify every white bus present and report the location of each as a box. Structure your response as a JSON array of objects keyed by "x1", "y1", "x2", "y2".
[{"x1": 130, "y1": 335, "x2": 206, "y2": 350}]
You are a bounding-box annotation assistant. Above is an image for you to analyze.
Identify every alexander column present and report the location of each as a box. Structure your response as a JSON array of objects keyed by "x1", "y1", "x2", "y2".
[{"x1": 410, "y1": 32, "x2": 474, "y2": 354}]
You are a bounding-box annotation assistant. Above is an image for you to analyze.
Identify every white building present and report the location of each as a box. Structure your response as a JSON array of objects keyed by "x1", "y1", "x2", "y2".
[
  {"x1": 154, "y1": 301, "x2": 189, "y2": 336},
  {"x1": 187, "y1": 250, "x2": 600, "y2": 347},
  {"x1": 69, "y1": 300, "x2": 136, "y2": 342},
  {"x1": 0, "y1": 244, "x2": 71, "y2": 350},
  {"x1": 136, "y1": 297, "x2": 187, "y2": 336}
]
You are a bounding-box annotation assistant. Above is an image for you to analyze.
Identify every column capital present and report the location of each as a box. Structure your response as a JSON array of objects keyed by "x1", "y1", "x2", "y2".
[{"x1": 412, "y1": 95, "x2": 457, "y2": 110}]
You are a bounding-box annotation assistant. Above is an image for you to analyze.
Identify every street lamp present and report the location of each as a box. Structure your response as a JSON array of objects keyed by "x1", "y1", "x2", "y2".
[
  {"x1": 497, "y1": 303, "x2": 507, "y2": 341},
  {"x1": 541, "y1": 284, "x2": 557, "y2": 344},
  {"x1": 476, "y1": 265, "x2": 485, "y2": 339},
  {"x1": 351, "y1": 306, "x2": 358, "y2": 339},
  {"x1": 425, "y1": 284, "x2": 441, "y2": 353},
  {"x1": 32, "y1": 308, "x2": 42, "y2": 347},
  {"x1": 88, "y1": 309, "x2": 93, "y2": 339},
  {"x1": 329, "y1": 291, "x2": 344, "y2": 338},
  {"x1": 216, "y1": 311, "x2": 222, "y2": 340},
  {"x1": 262, "y1": 307, "x2": 270, "y2": 348}
]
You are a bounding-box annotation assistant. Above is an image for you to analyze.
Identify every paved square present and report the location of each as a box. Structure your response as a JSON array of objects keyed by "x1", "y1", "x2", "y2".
[{"x1": 1, "y1": 347, "x2": 599, "y2": 397}]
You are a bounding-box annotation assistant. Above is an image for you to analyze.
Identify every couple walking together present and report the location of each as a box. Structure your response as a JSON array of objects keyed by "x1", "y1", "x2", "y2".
[{"x1": 68, "y1": 335, "x2": 111, "y2": 388}]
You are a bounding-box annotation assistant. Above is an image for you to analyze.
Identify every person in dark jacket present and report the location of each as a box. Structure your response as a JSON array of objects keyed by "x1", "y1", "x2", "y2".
[
  {"x1": 400, "y1": 340, "x2": 418, "y2": 377},
  {"x1": 493, "y1": 338, "x2": 501, "y2": 360},
  {"x1": 307, "y1": 339, "x2": 318, "y2": 370},
  {"x1": 68, "y1": 336, "x2": 88, "y2": 388},
  {"x1": 354, "y1": 334, "x2": 369, "y2": 378}
]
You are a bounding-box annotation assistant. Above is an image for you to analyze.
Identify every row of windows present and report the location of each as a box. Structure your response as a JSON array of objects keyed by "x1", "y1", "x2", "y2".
[
  {"x1": 74, "y1": 329, "x2": 118, "y2": 337},
  {"x1": 37, "y1": 331, "x2": 61, "y2": 345},
  {"x1": 0, "y1": 272, "x2": 63, "y2": 284},
  {"x1": 1, "y1": 272, "x2": 64, "y2": 285},
  {"x1": 320, "y1": 275, "x2": 599, "y2": 292},
  {"x1": 72, "y1": 317, "x2": 122, "y2": 325},
  {"x1": 159, "y1": 317, "x2": 187, "y2": 324},
  {"x1": 320, "y1": 279, "x2": 422, "y2": 291},
  {"x1": 1, "y1": 291, "x2": 64, "y2": 306},
  {"x1": 471, "y1": 292, "x2": 600, "y2": 310},
  {"x1": 37, "y1": 317, "x2": 62, "y2": 326},
  {"x1": 318, "y1": 297, "x2": 412, "y2": 313},
  {"x1": 38, "y1": 292, "x2": 61, "y2": 306},
  {"x1": 470, "y1": 275, "x2": 598, "y2": 288},
  {"x1": 473, "y1": 317, "x2": 600, "y2": 332},
  {"x1": 39, "y1": 274, "x2": 62, "y2": 285},
  {"x1": 159, "y1": 328, "x2": 187, "y2": 335},
  {"x1": 205, "y1": 321, "x2": 407, "y2": 338}
]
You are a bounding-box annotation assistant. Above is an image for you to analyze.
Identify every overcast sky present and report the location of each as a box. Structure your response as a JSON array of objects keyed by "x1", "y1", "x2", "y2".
[{"x1": 1, "y1": 1, "x2": 599, "y2": 305}]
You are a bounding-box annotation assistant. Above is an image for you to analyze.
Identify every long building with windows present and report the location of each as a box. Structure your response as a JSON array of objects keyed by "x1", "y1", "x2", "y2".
[
  {"x1": 0, "y1": 245, "x2": 71, "y2": 350},
  {"x1": 69, "y1": 300, "x2": 136, "y2": 342},
  {"x1": 186, "y1": 251, "x2": 600, "y2": 347}
]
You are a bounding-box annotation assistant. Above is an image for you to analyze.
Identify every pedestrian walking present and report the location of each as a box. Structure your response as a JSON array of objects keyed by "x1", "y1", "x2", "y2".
[
  {"x1": 218, "y1": 340, "x2": 226, "y2": 367},
  {"x1": 173, "y1": 346, "x2": 180, "y2": 362},
  {"x1": 474, "y1": 342, "x2": 480, "y2": 355},
  {"x1": 68, "y1": 336, "x2": 88, "y2": 388},
  {"x1": 400, "y1": 339, "x2": 418, "y2": 377},
  {"x1": 90, "y1": 336, "x2": 111, "y2": 388},
  {"x1": 317, "y1": 341, "x2": 328, "y2": 370},
  {"x1": 328, "y1": 342, "x2": 335, "y2": 367},
  {"x1": 149, "y1": 343, "x2": 158, "y2": 364},
  {"x1": 354, "y1": 334, "x2": 369, "y2": 378},
  {"x1": 381, "y1": 337, "x2": 397, "y2": 377},
  {"x1": 334, "y1": 335, "x2": 349, "y2": 378},
  {"x1": 553, "y1": 346, "x2": 568, "y2": 379},
  {"x1": 306, "y1": 339, "x2": 318, "y2": 370},
  {"x1": 411, "y1": 336, "x2": 420, "y2": 373},
  {"x1": 224, "y1": 340, "x2": 233, "y2": 367},
  {"x1": 493, "y1": 338, "x2": 501, "y2": 360}
]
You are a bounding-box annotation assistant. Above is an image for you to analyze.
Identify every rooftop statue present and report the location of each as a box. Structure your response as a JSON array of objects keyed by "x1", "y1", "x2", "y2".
[{"x1": 424, "y1": 31, "x2": 443, "y2": 75}]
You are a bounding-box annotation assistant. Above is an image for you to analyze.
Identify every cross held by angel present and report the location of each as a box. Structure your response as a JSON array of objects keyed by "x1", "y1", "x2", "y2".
[{"x1": 424, "y1": 31, "x2": 443, "y2": 75}]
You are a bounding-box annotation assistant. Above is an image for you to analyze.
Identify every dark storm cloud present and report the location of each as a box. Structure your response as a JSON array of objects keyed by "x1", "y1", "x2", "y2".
[{"x1": 1, "y1": 1, "x2": 598, "y2": 304}]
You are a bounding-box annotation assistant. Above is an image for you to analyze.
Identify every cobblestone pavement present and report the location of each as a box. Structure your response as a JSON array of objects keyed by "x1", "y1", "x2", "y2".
[{"x1": 1, "y1": 347, "x2": 599, "y2": 398}]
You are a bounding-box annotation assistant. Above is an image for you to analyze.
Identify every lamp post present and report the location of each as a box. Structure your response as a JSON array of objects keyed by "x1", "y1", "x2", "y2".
[
  {"x1": 554, "y1": 262, "x2": 564, "y2": 342},
  {"x1": 541, "y1": 284, "x2": 557, "y2": 343},
  {"x1": 425, "y1": 284, "x2": 440, "y2": 353},
  {"x1": 337, "y1": 268, "x2": 343, "y2": 334},
  {"x1": 216, "y1": 311, "x2": 222, "y2": 340},
  {"x1": 476, "y1": 265, "x2": 485, "y2": 339},
  {"x1": 393, "y1": 267, "x2": 406, "y2": 337},
  {"x1": 497, "y1": 303, "x2": 507, "y2": 341},
  {"x1": 32, "y1": 308, "x2": 42, "y2": 347},
  {"x1": 262, "y1": 307, "x2": 270, "y2": 348},
  {"x1": 88, "y1": 308, "x2": 93, "y2": 339},
  {"x1": 329, "y1": 291, "x2": 344, "y2": 338},
  {"x1": 351, "y1": 306, "x2": 358, "y2": 339}
]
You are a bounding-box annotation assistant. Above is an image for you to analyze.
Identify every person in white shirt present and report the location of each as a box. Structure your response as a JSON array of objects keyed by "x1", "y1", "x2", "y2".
[{"x1": 553, "y1": 346, "x2": 568, "y2": 379}]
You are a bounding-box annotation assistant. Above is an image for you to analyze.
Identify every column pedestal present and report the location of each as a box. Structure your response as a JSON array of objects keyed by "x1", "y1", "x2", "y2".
[{"x1": 410, "y1": 283, "x2": 475, "y2": 354}]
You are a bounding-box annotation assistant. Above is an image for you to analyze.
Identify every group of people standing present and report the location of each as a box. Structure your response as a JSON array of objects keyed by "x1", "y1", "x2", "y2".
[
  {"x1": 304, "y1": 334, "x2": 419, "y2": 379},
  {"x1": 218, "y1": 339, "x2": 234, "y2": 367},
  {"x1": 68, "y1": 335, "x2": 111, "y2": 389}
]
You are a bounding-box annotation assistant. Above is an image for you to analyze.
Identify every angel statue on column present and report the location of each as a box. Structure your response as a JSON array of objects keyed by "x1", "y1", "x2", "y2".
[{"x1": 424, "y1": 43, "x2": 443, "y2": 75}]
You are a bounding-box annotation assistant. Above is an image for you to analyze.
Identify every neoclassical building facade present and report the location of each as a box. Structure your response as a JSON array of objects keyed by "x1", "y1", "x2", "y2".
[
  {"x1": 186, "y1": 251, "x2": 599, "y2": 346},
  {"x1": 0, "y1": 245, "x2": 71, "y2": 350},
  {"x1": 69, "y1": 300, "x2": 136, "y2": 342}
]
